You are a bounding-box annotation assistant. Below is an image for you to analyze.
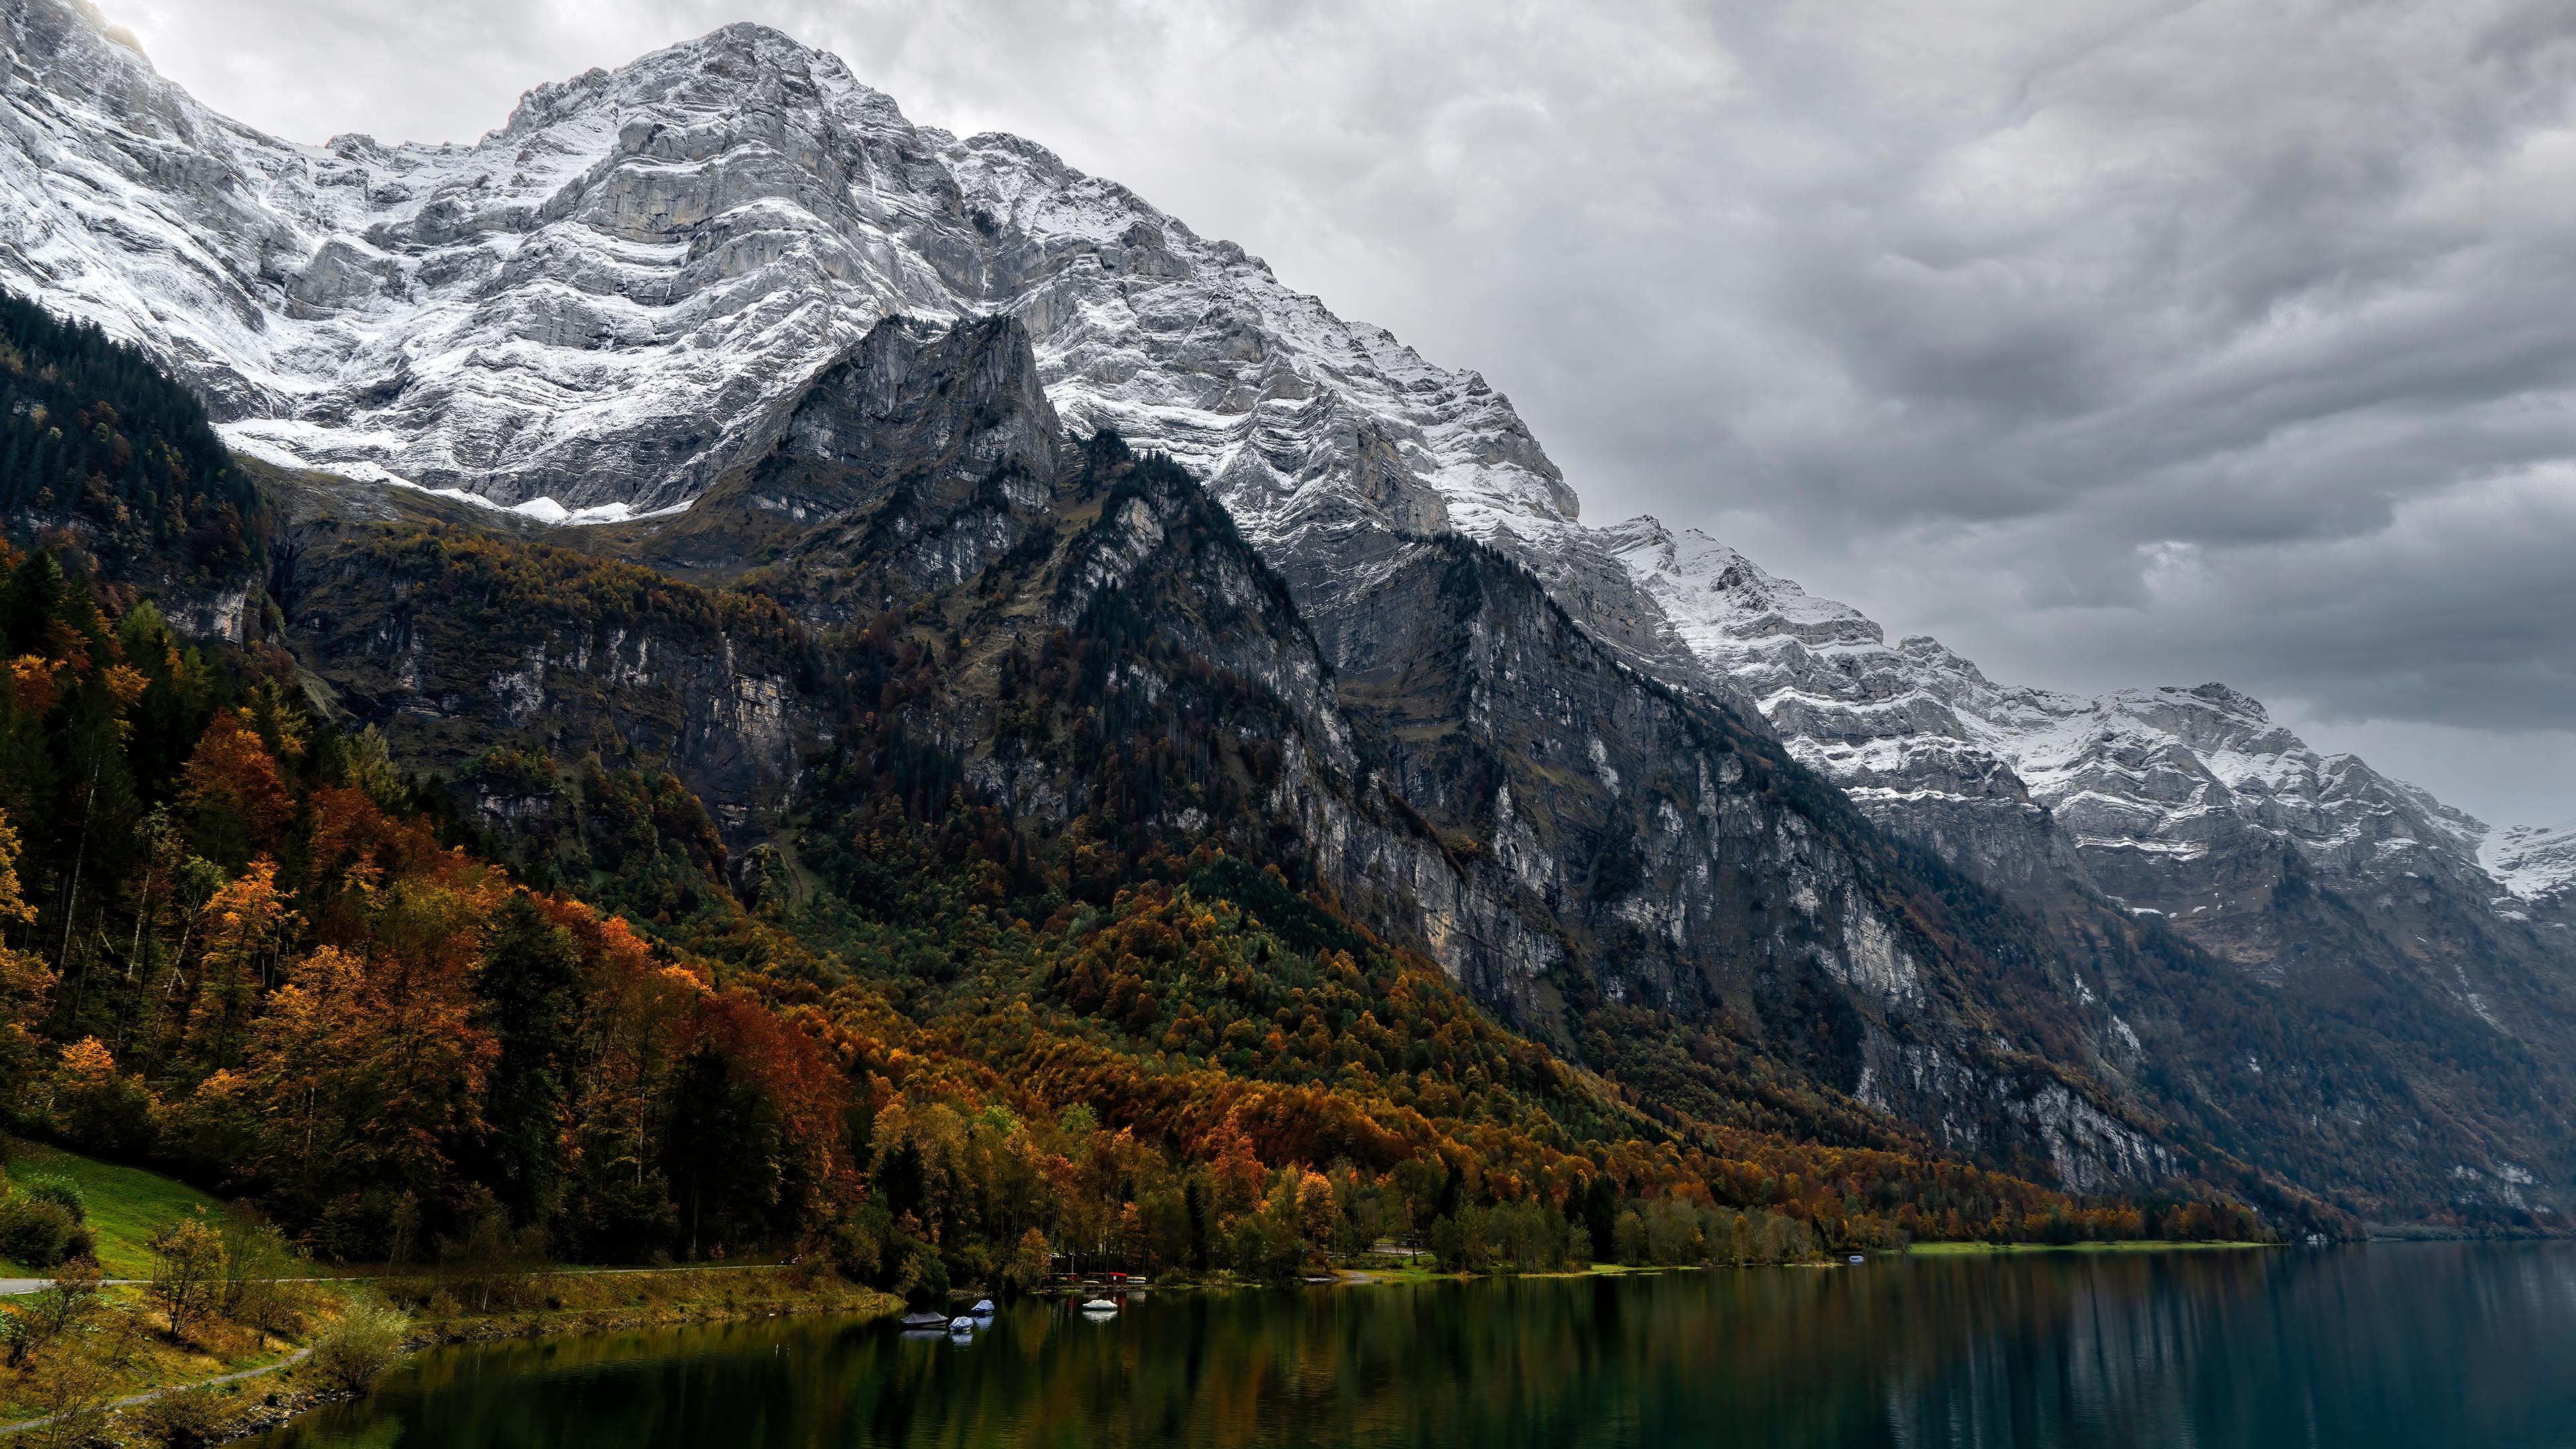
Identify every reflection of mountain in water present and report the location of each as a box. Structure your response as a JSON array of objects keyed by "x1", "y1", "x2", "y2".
[{"x1": 261, "y1": 1247, "x2": 2576, "y2": 1448}]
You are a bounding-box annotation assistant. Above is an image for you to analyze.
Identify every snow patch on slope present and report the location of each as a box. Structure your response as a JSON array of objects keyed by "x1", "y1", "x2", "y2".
[{"x1": 2483, "y1": 822, "x2": 2576, "y2": 906}]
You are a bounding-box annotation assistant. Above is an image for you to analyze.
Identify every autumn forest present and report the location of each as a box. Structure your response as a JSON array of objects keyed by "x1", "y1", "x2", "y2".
[{"x1": 0, "y1": 292, "x2": 2272, "y2": 1313}]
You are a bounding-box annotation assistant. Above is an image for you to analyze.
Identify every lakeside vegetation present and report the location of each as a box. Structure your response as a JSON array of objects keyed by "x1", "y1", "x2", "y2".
[{"x1": 0, "y1": 1140, "x2": 898, "y2": 1445}]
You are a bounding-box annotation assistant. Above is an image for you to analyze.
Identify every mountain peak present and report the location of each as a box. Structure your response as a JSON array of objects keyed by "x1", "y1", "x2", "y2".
[
  {"x1": 2180, "y1": 681, "x2": 2268, "y2": 720},
  {"x1": 7, "y1": 9, "x2": 1591, "y2": 564},
  {"x1": 499, "y1": 18, "x2": 878, "y2": 140}
]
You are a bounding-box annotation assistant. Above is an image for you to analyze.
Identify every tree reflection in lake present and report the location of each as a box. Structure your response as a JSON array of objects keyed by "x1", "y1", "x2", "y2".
[{"x1": 254, "y1": 1244, "x2": 2576, "y2": 1449}]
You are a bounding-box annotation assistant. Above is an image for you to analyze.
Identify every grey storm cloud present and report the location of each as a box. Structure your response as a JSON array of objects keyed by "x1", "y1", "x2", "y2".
[{"x1": 103, "y1": 0, "x2": 2576, "y2": 826}]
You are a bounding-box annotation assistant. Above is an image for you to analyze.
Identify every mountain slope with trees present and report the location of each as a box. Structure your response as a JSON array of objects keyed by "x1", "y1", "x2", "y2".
[{"x1": 0, "y1": 295, "x2": 2288, "y2": 1287}]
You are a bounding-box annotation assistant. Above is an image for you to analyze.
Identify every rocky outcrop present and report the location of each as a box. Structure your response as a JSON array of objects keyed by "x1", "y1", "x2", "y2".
[
  {"x1": 275, "y1": 480, "x2": 828, "y2": 840},
  {"x1": 632, "y1": 312, "x2": 1071, "y2": 612}
]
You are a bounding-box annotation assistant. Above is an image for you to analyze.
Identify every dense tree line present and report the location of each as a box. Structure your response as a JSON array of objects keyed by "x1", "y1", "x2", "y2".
[{"x1": 0, "y1": 292, "x2": 256, "y2": 572}]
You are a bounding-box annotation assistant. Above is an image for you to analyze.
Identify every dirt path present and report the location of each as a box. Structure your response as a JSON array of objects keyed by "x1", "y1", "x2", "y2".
[{"x1": 0, "y1": 1348, "x2": 313, "y2": 1438}]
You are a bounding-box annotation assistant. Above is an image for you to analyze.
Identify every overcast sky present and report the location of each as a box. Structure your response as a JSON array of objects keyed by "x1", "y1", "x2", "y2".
[{"x1": 108, "y1": 0, "x2": 2576, "y2": 828}]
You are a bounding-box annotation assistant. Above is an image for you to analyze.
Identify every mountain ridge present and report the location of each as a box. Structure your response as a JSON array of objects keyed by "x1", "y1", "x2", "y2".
[{"x1": 1605, "y1": 518, "x2": 2561, "y2": 935}]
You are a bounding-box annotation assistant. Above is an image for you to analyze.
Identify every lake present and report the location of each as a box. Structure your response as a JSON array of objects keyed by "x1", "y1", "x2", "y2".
[{"x1": 251, "y1": 1243, "x2": 2576, "y2": 1449}]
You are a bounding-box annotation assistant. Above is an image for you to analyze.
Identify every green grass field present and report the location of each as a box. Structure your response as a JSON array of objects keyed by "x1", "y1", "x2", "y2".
[
  {"x1": 5, "y1": 1141, "x2": 230, "y2": 1278},
  {"x1": 1907, "y1": 1239, "x2": 2274, "y2": 1256}
]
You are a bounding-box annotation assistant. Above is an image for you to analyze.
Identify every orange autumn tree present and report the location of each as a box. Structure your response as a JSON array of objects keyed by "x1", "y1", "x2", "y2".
[{"x1": 177, "y1": 710, "x2": 293, "y2": 868}]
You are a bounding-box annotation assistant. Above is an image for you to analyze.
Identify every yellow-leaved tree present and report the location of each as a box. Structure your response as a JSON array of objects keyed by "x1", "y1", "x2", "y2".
[{"x1": 0, "y1": 807, "x2": 56, "y2": 1117}]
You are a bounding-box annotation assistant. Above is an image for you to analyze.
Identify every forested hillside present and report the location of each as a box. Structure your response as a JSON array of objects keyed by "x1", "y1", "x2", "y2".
[
  {"x1": 0, "y1": 533, "x2": 2256, "y2": 1282},
  {"x1": 0, "y1": 293, "x2": 2299, "y2": 1306}
]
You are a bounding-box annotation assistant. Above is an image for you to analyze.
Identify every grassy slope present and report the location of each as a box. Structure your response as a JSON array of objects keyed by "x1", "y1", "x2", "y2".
[{"x1": 5, "y1": 1142, "x2": 229, "y2": 1278}]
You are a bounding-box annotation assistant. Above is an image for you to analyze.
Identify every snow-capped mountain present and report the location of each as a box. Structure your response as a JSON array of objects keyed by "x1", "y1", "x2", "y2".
[
  {"x1": 3, "y1": 0, "x2": 2559, "y2": 942},
  {"x1": 0, "y1": 0, "x2": 1708, "y2": 678},
  {"x1": 1605, "y1": 519, "x2": 2570, "y2": 965}
]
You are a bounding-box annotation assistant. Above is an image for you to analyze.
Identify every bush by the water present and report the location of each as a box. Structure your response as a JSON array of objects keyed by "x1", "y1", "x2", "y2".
[
  {"x1": 128, "y1": 1383, "x2": 225, "y2": 1448},
  {"x1": 309, "y1": 1295, "x2": 410, "y2": 1394}
]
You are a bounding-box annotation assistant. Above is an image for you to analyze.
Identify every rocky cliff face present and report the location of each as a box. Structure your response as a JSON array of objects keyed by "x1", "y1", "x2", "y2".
[
  {"x1": 275, "y1": 476, "x2": 828, "y2": 843},
  {"x1": 1305, "y1": 532, "x2": 2182, "y2": 1192},
  {"x1": 256, "y1": 317, "x2": 2190, "y2": 1203},
  {"x1": 1607, "y1": 520, "x2": 2576, "y2": 1220}
]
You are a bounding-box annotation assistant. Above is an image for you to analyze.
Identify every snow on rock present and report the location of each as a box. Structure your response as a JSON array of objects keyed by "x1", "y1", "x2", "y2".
[
  {"x1": 0, "y1": 1, "x2": 1580, "y2": 553},
  {"x1": 3, "y1": 0, "x2": 1717, "y2": 684},
  {"x1": 2483, "y1": 822, "x2": 2576, "y2": 908},
  {"x1": 1603, "y1": 519, "x2": 2545, "y2": 934}
]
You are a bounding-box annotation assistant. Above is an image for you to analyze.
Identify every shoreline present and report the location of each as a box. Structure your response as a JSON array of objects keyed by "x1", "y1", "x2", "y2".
[
  {"x1": 1905, "y1": 1240, "x2": 2277, "y2": 1256},
  {"x1": 407, "y1": 1273, "x2": 903, "y2": 1348},
  {"x1": 66, "y1": 1242, "x2": 2302, "y2": 1442},
  {"x1": 0, "y1": 1269, "x2": 904, "y2": 1448}
]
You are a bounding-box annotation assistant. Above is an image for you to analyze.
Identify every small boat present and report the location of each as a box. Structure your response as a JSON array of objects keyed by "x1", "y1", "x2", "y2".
[
  {"x1": 969, "y1": 1298, "x2": 997, "y2": 1316},
  {"x1": 899, "y1": 1311, "x2": 949, "y2": 1328},
  {"x1": 1847, "y1": 1255, "x2": 1866, "y2": 1265},
  {"x1": 1301, "y1": 1275, "x2": 1336, "y2": 1284},
  {"x1": 947, "y1": 1316, "x2": 978, "y2": 1332},
  {"x1": 1080, "y1": 1297, "x2": 1119, "y2": 1312}
]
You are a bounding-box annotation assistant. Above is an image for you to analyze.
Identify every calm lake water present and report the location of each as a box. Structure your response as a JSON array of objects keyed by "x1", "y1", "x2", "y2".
[{"x1": 252, "y1": 1244, "x2": 2576, "y2": 1449}]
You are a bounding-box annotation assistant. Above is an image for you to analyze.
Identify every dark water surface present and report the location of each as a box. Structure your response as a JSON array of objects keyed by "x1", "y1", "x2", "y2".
[{"x1": 252, "y1": 1244, "x2": 2576, "y2": 1449}]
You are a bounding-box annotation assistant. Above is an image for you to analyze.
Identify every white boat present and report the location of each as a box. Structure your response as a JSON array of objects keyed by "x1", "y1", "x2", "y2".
[
  {"x1": 1848, "y1": 1255, "x2": 1866, "y2": 1264},
  {"x1": 947, "y1": 1316, "x2": 978, "y2": 1332},
  {"x1": 898, "y1": 1311, "x2": 949, "y2": 1328},
  {"x1": 1080, "y1": 1297, "x2": 1119, "y2": 1312},
  {"x1": 969, "y1": 1298, "x2": 997, "y2": 1316}
]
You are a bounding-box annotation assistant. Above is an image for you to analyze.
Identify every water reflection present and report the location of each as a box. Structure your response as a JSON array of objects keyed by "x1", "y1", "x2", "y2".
[{"x1": 254, "y1": 1244, "x2": 2576, "y2": 1449}]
